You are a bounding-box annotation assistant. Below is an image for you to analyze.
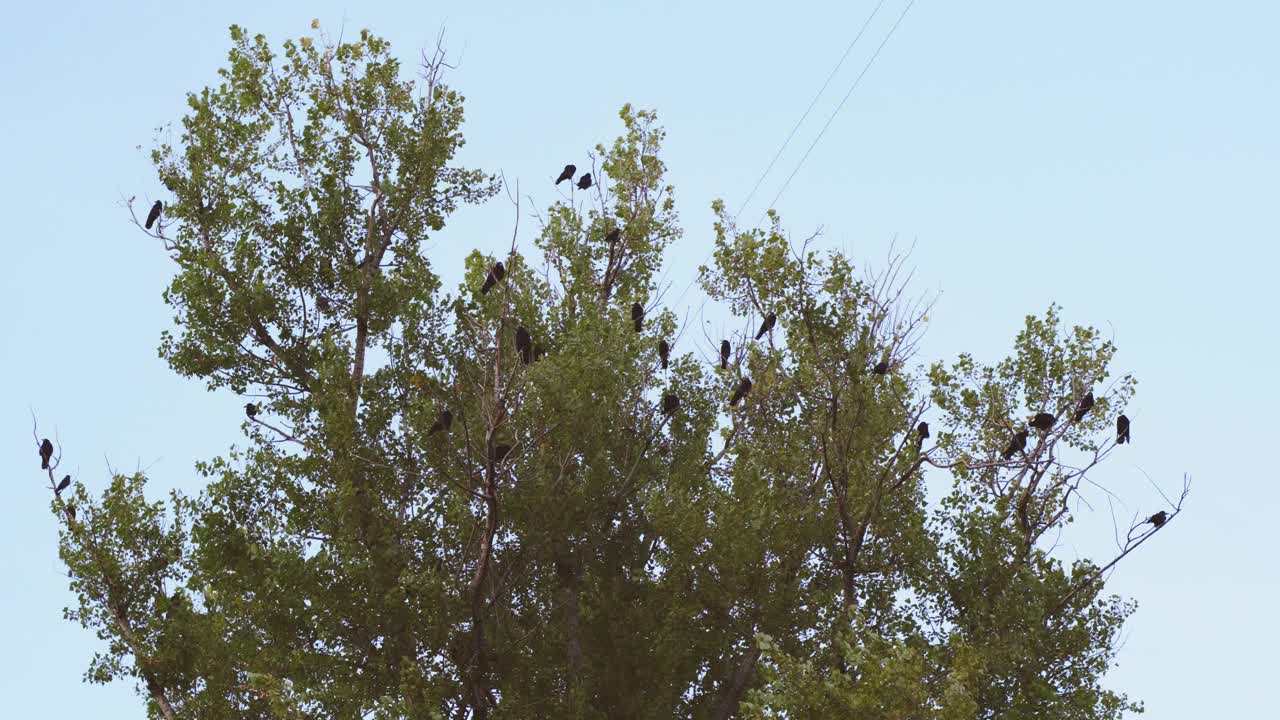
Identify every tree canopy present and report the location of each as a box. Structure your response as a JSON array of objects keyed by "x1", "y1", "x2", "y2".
[{"x1": 38, "y1": 25, "x2": 1184, "y2": 720}]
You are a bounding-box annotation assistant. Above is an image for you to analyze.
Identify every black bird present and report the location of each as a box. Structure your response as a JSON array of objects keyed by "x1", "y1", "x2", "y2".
[
  {"x1": 56, "y1": 475, "x2": 71, "y2": 494},
  {"x1": 632, "y1": 303, "x2": 645, "y2": 333},
  {"x1": 66, "y1": 503, "x2": 76, "y2": 522},
  {"x1": 577, "y1": 173, "x2": 593, "y2": 190},
  {"x1": 661, "y1": 393, "x2": 680, "y2": 416},
  {"x1": 555, "y1": 164, "x2": 576, "y2": 185},
  {"x1": 1073, "y1": 391, "x2": 1095, "y2": 422},
  {"x1": 427, "y1": 410, "x2": 453, "y2": 436},
  {"x1": 145, "y1": 200, "x2": 162, "y2": 230},
  {"x1": 658, "y1": 340, "x2": 670, "y2": 370},
  {"x1": 916, "y1": 421, "x2": 930, "y2": 451},
  {"x1": 39, "y1": 438, "x2": 53, "y2": 469},
  {"x1": 720, "y1": 340, "x2": 731, "y2": 370},
  {"x1": 1116, "y1": 414, "x2": 1131, "y2": 444},
  {"x1": 1147, "y1": 510, "x2": 1168, "y2": 528},
  {"x1": 1002, "y1": 429, "x2": 1029, "y2": 459},
  {"x1": 729, "y1": 377, "x2": 753, "y2": 407},
  {"x1": 516, "y1": 326, "x2": 533, "y2": 365},
  {"x1": 1030, "y1": 412, "x2": 1056, "y2": 431},
  {"x1": 533, "y1": 344, "x2": 546, "y2": 362},
  {"x1": 244, "y1": 403, "x2": 258, "y2": 419},
  {"x1": 871, "y1": 360, "x2": 890, "y2": 375},
  {"x1": 492, "y1": 444, "x2": 513, "y2": 464},
  {"x1": 755, "y1": 313, "x2": 776, "y2": 340},
  {"x1": 480, "y1": 262, "x2": 506, "y2": 295},
  {"x1": 605, "y1": 227, "x2": 621, "y2": 245}
]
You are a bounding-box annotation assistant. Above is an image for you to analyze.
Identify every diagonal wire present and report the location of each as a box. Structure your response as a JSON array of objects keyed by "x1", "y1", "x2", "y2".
[
  {"x1": 733, "y1": 0, "x2": 888, "y2": 222},
  {"x1": 756, "y1": 0, "x2": 918, "y2": 228}
]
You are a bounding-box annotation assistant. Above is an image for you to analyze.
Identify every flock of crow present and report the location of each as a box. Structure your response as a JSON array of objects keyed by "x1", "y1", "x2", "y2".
[{"x1": 52, "y1": 173, "x2": 1160, "y2": 531}]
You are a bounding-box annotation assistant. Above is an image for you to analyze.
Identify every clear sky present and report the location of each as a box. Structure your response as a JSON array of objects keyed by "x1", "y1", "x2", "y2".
[{"x1": 2, "y1": 1, "x2": 1276, "y2": 716}]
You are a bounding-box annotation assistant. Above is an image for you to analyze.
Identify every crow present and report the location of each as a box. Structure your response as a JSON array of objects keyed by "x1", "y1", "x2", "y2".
[
  {"x1": 40, "y1": 438, "x2": 53, "y2": 469},
  {"x1": 145, "y1": 200, "x2": 162, "y2": 230},
  {"x1": 755, "y1": 313, "x2": 776, "y2": 340},
  {"x1": 427, "y1": 410, "x2": 453, "y2": 436},
  {"x1": 1030, "y1": 412, "x2": 1056, "y2": 431},
  {"x1": 56, "y1": 475, "x2": 71, "y2": 494},
  {"x1": 533, "y1": 344, "x2": 547, "y2": 362},
  {"x1": 1002, "y1": 429, "x2": 1028, "y2": 459},
  {"x1": 577, "y1": 173, "x2": 593, "y2": 190},
  {"x1": 1147, "y1": 510, "x2": 1168, "y2": 528},
  {"x1": 658, "y1": 340, "x2": 670, "y2": 370},
  {"x1": 556, "y1": 164, "x2": 576, "y2": 185},
  {"x1": 872, "y1": 360, "x2": 890, "y2": 375},
  {"x1": 632, "y1": 302, "x2": 644, "y2": 333},
  {"x1": 480, "y1": 262, "x2": 506, "y2": 295},
  {"x1": 605, "y1": 227, "x2": 621, "y2": 245},
  {"x1": 1073, "y1": 391, "x2": 1095, "y2": 422},
  {"x1": 1116, "y1": 414, "x2": 1131, "y2": 444},
  {"x1": 661, "y1": 393, "x2": 680, "y2": 416},
  {"x1": 916, "y1": 421, "x2": 930, "y2": 451},
  {"x1": 66, "y1": 503, "x2": 76, "y2": 522},
  {"x1": 244, "y1": 403, "x2": 258, "y2": 419},
  {"x1": 720, "y1": 340, "x2": 731, "y2": 370},
  {"x1": 729, "y1": 377, "x2": 753, "y2": 407},
  {"x1": 516, "y1": 326, "x2": 533, "y2": 365},
  {"x1": 492, "y1": 444, "x2": 513, "y2": 464}
]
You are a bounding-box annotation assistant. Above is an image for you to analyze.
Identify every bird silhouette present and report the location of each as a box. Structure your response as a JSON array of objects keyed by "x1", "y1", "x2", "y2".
[
  {"x1": 916, "y1": 421, "x2": 930, "y2": 451},
  {"x1": 1116, "y1": 414, "x2": 1131, "y2": 444},
  {"x1": 427, "y1": 410, "x2": 453, "y2": 436},
  {"x1": 516, "y1": 326, "x2": 533, "y2": 365},
  {"x1": 39, "y1": 438, "x2": 53, "y2": 469},
  {"x1": 1030, "y1": 412, "x2": 1056, "y2": 431},
  {"x1": 755, "y1": 313, "x2": 776, "y2": 340},
  {"x1": 720, "y1": 340, "x2": 731, "y2": 370},
  {"x1": 533, "y1": 344, "x2": 547, "y2": 362},
  {"x1": 577, "y1": 173, "x2": 593, "y2": 190},
  {"x1": 1147, "y1": 510, "x2": 1168, "y2": 528},
  {"x1": 729, "y1": 378, "x2": 753, "y2": 407},
  {"x1": 872, "y1": 360, "x2": 890, "y2": 375},
  {"x1": 632, "y1": 303, "x2": 644, "y2": 333},
  {"x1": 605, "y1": 227, "x2": 621, "y2": 245},
  {"x1": 658, "y1": 340, "x2": 670, "y2": 370},
  {"x1": 145, "y1": 200, "x2": 162, "y2": 230},
  {"x1": 244, "y1": 403, "x2": 258, "y2": 419},
  {"x1": 1073, "y1": 391, "x2": 1095, "y2": 422},
  {"x1": 66, "y1": 503, "x2": 76, "y2": 522},
  {"x1": 1002, "y1": 429, "x2": 1029, "y2": 459},
  {"x1": 480, "y1": 262, "x2": 506, "y2": 295},
  {"x1": 661, "y1": 393, "x2": 680, "y2": 416},
  {"x1": 492, "y1": 444, "x2": 513, "y2": 464},
  {"x1": 56, "y1": 475, "x2": 71, "y2": 494},
  {"x1": 555, "y1": 164, "x2": 576, "y2": 185}
]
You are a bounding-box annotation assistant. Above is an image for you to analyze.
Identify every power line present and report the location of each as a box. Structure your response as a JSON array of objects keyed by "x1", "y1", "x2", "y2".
[
  {"x1": 733, "y1": 0, "x2": 888, "y2": 222},
  {"x1": 756, "y1": 0, "x2": 918, "y2": 228}
]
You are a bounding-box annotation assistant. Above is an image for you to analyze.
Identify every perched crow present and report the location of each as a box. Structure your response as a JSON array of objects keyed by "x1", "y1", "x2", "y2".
[
  {"x1": 658, "y1": 340, "x2": 670, "y2": 370},
  {"x1": 661, "y1": 393, "x2": 680, "y2": 416},
  {"x1": 533, "y1": 344, "x2": 546, "y2": 362},
  {"x1": 1147, "y1": 510, "x2": 1168, "y2": 528},
  {"x1": 916, "y1": 421, "x2": 930, "y2": 451},
  {"x1": 1117, "y1": 414, "x2": 1131, "y2": 444},
  {"x1": 56, "y1": 475, "x2": 71, "y2": 494},
  {"x1": 605, "y1": 227, "x2": 621, "y2": 245},
  {"x1": 632, "y1": 302, "x2": 645, "y2": 333},
  {"x1": 872, "y1": 360, "x2": 890, "y2": 375},
  {"x1": 1030, "y1": 412, "x2": 1056, "y2": 431},
  {"x1": 145, "y1": 200, "x2": 162, "y2": 230},
  {"x1": 1073, "y1": 391, "x2": 1095, "y2": 422},
  {"x1": 729, "y1": 377, "x2": 753, "y2": 407},
  {"x1": 492, "y1": 444, "x2": 513, "y2": 464},
  {"x1": 39, "y1": 438, "x2": 53, "y2": 469},
  {"x1": 480, "y1": 262, "x2": 506, "y2": 295},
  {"x1": 755, "y1": 313, "x2": 776, "y2": 340},
  {"x1": 555, "y1": 164, "x2": 576, "y2": 185},
  {"x1": 1002, "y1": 429, "x2": 1029, "y2": 459},
  {"x1": 577, "y1": 173, "x2": 593, "y2": 190},
  {"x1": 66, "y1": 503, "x2": 76, "y2": 522},
  {"x1": 427, "y1": 410, "x2": 453, "y2": 436},
  {"x1": 516, "y1": 326, "x2": 533, "y2": 365},
  {"x1": 244, "y1": 403, "x2": 258, "y2": 419},
  {"x1": 720, "y1": 340, "x2": 731, "y2": 370}
]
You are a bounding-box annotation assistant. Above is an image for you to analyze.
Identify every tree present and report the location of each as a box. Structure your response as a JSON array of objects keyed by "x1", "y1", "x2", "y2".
[{"x1": 36, "y1": 25, "x2": 1185, "y2": 720}]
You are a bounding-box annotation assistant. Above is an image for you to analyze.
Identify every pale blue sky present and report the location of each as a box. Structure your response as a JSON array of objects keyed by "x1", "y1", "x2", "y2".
[{"x1": 2, "y1": 1, "x2": 1276, "y2": 716}]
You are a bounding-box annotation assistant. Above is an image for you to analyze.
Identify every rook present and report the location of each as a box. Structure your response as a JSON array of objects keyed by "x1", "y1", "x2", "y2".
[
  {"x1": 729, "y1": 377, "x2": 753, "y2": 407},
  {"x1": 145, "y1": 200, "x2": 162, "y2": 230},
  {"x1": 719, "y1": 340, "x2": 730, "y2": 370},
  {"x1": 39, "y1": 438, "x2": 53, "y2": 469},
  {"x1": 1147, "y1": 510, "x2": 1168, "y2": 528},
  {"x1": 755, "y1": 313, "x2": 776, "y2": 340},
  {"x1": 480, "y1": 261, "x2": 506, "y2": 295},
  {"x1": 1117, "y1": 414, "x2": 1131, "y2": 444},
  {"x1": 555, "y1": 164, "x2": 576, "y2": 185},
  {"x1": 1030, "y1": 412, "x2": 1056, "y2": 431},
  {"x1": 577, "y1": 173, "x2": 593, "y2": 190},
  {"x1": 56, "y1": 475, "x2": 71, "y2": 494},
  {"x1": 661, "y1": 393, "x2": 680, "y2": 416},
  {"x1": 658, "y1": 340, "x2": 670, "y2": 370},
  {"x1": 632, "y1": 303, "x2": 644, "y2": 333},
  {"x1": 1002, "y1": 429, "x2": 1029, "y2": 459},
  {"x1": 1073, "y1": 391, "x2": 1095, "y2": 422}
]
